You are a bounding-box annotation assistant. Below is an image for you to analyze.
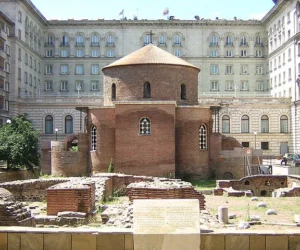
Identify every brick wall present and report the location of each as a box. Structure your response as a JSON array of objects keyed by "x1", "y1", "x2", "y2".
[
  {"x1": 175, "y1": 107, "x2": 212, "y2": 180},
  {"x1": 40, "y1": 141, "x2": 51, "y2": 175},
  {"x1": 0, "y1": 170, "x2": 37, "y2": 184},
  {"x1": 47, "y1": 183, "x2": 95, "y2": 215},
  {"x1": 51, "y1": 133, "x2": 89, "y2": 177},
  {"x1": 0, "y1": 179, "x2": 69, "y2": 201},
  {"x1": 103, "y1": 64, "x2": 199, "y2": 106}
]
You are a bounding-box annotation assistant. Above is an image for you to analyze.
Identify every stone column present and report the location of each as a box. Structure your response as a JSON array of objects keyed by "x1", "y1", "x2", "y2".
[{"x1": 218, "y1": 206, "x2": 228, "y2": 224}]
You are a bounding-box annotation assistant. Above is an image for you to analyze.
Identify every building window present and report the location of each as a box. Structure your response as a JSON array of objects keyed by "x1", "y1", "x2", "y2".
[
  {"x1": 241, "y1": 50, "x2": 247, "y2": 57},
  {"x1": 91, "y1": 125, "x2": 97, "y2": 150},
  {"x1": 143, "y1": 82, "x2": 151, "y2": 98},
  {"x1": 75, "y1": 81, "x2": 83, "y2": 91},
  {"x1": 18, "y1": 11, "x2": 22, "y2": 22},
  {"x1": 225, "y1": 81, "x2": 234, "y2": 91},
  {"x1": 144, "y1": 34, "x2": 151, "y2": 45},
  {"x1": 106, "y1": 34, "x2": 115, "y2": 46},
  {"x1": 76, "y1": 49, "x2": 84, "y2": 57},
  {"x1": 45, "y1": 81, "x2": 52, "y2": 91},
  {"x1": 139, "y1": 117, "x2": 151, "y2": 135},
  {"x1": 91, "y1": 64, "x2": 99, "y2": 74},
  {"x1": 174, "y1": 49, "x2": 181, "y2": 57},
  {"x1": 222, "y1": 115, "x2": 230, "y2": 133},
  {"x1": 60, "y1": 81, "x2": 68, "y2": 91},
  {"x1": 255, "y1": 50, "x2": 263, "y2": 57},
  {"x1": 241, "y1": 65, "x2": 248, "y2": 74},
  {"x1": 46, "y1": 35, "x2": 54, "y2": 46},
  {"x1": 256, "y1": 81, "x2": 264, "y2": 91},
  {"x1": 75, "y1": 65, "x2": 84, "y2": 75},
  {"x1": 18, "y1": 29, "x2": 21, "y2": 40},
  {"x1": 210, "y1": 65, "x2": 219, "y2": 74},
  {"x1": 76, "y1": 35, "x2": 85, "y2": 46},
  {"x1": 242, "y1": 142, "x2": 249, "y2": 148},
  {"x1": 60, "y1": 65, "x2": 68, "y2": 74},
  {"x1": 60, "y1": 49, "x2": 69, "y2": 57},
  {"x1": 106, "y1": 50, "x2": 114, "y2": 57},
  {"x1": 61, "y1": 35, "x2": 69, "y2": 46},
  {"x1": 91, "y1": 81, "x2": 99, "y2": 91},
  {"x1": 45, "y1": 65, "x2": 53, "y2": 74},
  {"x1": 241, "y1": 115, "x2": 249, "y2": 133},
  {"x1": 241, "y1": 81, "x2": 248, "y2": 91},
  {"x1": 241, "y1": 36, "x2": 247, "y2": 46},
  {"x1": 91, "y1": 35, "x2": 99, "y2": 46},
  {"x1": 91, "y1": 49, "x2": 99, "y2": 57},
  {"x1": 225, "y1": 35, "x2": 233, "y2": 46},
  {"x1": 261, "y1": 142, "x2": 269, "y2": 150},
  {"x1": 112, "y1": 83, "x2": 116, "y2": 100},
  {"x1": 65, "y1": 115, "x2": 73, "y2": 134},
  {"x1": 24, "y1": 72, "x2": 28, "y2": 83},
  {"x1": 256, "y1": 65, "x2": 263, "y2": 74},
  {"x1": 226, "y1": 50, "x2": 233, "y2": 57},
  {"x1": 45, "y1": 50, "x2": 53, "y2": 57},
  {"x1": 210, "y1": 50, "x2": 218, "y2": 57},
  {"x1": 255, "y1": 36, "x2": 262, "y2": 46},
  {"x1": 225, "y1": 65, "x2": 233, "y2": 74},
  {"x1": 173, "y1": 34, "x2": 181, "y2": 46},
  {"x1": 199, "y1": 124, "x2": 207, "y2": 150},
  {"x1": 180, "y1": 84, "x2": 186, "y2": 100},
  {"x1": 17, "y1": 47, "x2": 20, "y2": 59},
  {"x1": 45, "y1": 115, "x2": 53, "y2": 134},
  {"x1": 261, "y1": 115, "x2": 269, "y2": 133},
  {"x1": 210, "y1": 34, "x2": 218, "y2": 46},
  {"x1": 158, "y1": 34, "x2": 166, "y2": 46},
  {"x1": 211, "y1": 81, "x2": 218, "y2": 91},
  {"x1": 280, "y1": 115, "x2": 288, "y2": 133}
]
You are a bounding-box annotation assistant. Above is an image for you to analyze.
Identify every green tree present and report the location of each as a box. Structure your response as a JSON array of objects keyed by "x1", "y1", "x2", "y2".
[{"x1": 0, "y1": 115, "x2": 40, "y2": 171}]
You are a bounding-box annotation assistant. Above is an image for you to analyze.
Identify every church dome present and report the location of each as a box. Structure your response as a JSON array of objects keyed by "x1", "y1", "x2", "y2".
[{"x1": 103, "y1": 44, "x2": 199, "y2": 71}]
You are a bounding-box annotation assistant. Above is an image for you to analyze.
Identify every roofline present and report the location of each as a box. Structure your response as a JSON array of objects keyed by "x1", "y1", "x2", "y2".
[
  {"x1": 261, "y1": 0, "x2": 290, "y2": 25},
  {"x1": 0, "y1": 11, "x2": 14, "y2": 25},
  {"x1": 21, "y1": 0, "x2": 48, "y2": 25},
  {"x1": 102, "y1": 63, "x2": 200, "y2": 72}
]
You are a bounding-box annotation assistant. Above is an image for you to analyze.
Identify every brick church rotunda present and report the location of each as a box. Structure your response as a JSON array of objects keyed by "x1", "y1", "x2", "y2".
[{"x1": 88, "y1": 44, "x2": 213, "y2": 179}]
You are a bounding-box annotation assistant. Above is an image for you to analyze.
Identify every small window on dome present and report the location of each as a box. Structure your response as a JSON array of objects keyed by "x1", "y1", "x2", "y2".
[
  {"x1": 181, "y1": 84, "x2": 186, "y2": 100},
  {"x1": 112, "y1": 83, "x2": 116, "y2": 101},
  {"x1": 144, "y1": 82, "x2": 151, "y2": 98}
]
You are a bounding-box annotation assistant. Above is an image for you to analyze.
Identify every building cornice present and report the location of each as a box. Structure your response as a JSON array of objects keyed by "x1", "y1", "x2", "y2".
[
  {"x1": 21, "y1": 0, "x2": 48, "y2": 25},
  {"x1": 0, "y1": 11, "x2": 14, "y2": 25},
  {"x1": 47, "y1": 19, "x2": 262, "y2": 27},
  {"x1": 261, "y1": 0, "x2": 290, "y2": 25}
]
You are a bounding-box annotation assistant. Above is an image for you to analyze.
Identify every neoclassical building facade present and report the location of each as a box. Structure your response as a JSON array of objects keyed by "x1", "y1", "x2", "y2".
[{"x1": 0, "y1": 0, "x2": 299, "y2": 157}]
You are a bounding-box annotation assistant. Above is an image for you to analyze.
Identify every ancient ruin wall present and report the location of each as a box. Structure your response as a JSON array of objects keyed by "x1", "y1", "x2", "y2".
[
  {"x1": 51, "y1": 133, "x2": 89, "y2": 177},
  {"x1": 47, "y1": 182, "x2": 95, "y2": 216}
]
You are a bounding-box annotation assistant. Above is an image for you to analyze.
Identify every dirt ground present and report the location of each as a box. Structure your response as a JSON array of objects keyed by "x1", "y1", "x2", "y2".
[{"x1": 204, "y1": 194, "x2": 300, "y2": 231}]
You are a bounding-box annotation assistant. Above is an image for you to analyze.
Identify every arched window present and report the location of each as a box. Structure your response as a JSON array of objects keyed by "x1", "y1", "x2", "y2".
[
  {"x1": 173, "y1": 34, "x2": 181, "y2": 46},
  {"x1": 181, "y1": 84, "x2": 186, "y2": 100},
  {"x1": 159, "y1": 34, "x2": 166, "y2": 45},
  {"x1": 91, "y1": 125, "x2": 97, "y2": 150},
  {"x1": 61, "y1": 35, "x2": 69, "y2": 46},
  {"x1": 210, "y1": 35, "x2": 218, "y2": 46},
  {"x1": 199, "y1": 125, "x2": 207, "y2": 150},
  {"x1": 222, "y1": 115, "x2": 230, "y2": 133},
  {"x1": 143, "y1": 82, "x2": 151, "y2": 98},
  {"x1": 241, "y1": 115, "x2": 249, "y2": 133},
  {"x1": 76, "y1": 34, "x2": 84, "y2": 46},
  {"x1": 45, "y1": 115, "x2": 53, "y2": 134},
  {"x1": 140, "y1": 117, "x2": 151, "y2": 135},
  {"x1": 280, "y1": 115, "x2": 288, "y2": 133},
  {"x1": 91, "y1": 34, "x2": 99, "y2": 46},
  {"x1": 261, "y1": 115, "x2": 269, "y2": 133},
  {"x1": 112, "y1": 83, "x2": 116, "y2": 101},
  {"x1": 255, "y1": 36, "x2": 262, "y2": 46},
  {"x1": 107, "y1": 34, "x2": 114, "y2": 46},
  {"x1": 65, "y1": 115, "x2": 73, "y2": 134},
  {"x1": 46, "y1": 35, "x2": 53, "y2": 46},
  {"x1": 144, "y1": 34, "x2": 151, "y2": 45},
  {"x1": 226, "y1": 35, "x2": 233, "y2": 46},
  {"x1": 241, "y1": 36, "x2": 247, "y2": 46}
]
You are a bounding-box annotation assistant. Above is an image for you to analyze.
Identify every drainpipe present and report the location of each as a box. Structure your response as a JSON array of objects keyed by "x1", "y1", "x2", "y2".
[{"x1": 294, "y1": 9, "x2": 299, "y2": 153}]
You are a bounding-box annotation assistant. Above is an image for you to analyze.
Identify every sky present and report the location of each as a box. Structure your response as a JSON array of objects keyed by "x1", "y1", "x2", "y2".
[{"x1": 31, "y1": 0, "x2": 276, "y2": 21}]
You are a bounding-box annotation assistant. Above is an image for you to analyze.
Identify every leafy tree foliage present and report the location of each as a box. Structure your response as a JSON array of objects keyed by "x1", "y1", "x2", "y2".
[{"x1": 0, "y1": 115, "x2": 40, "y2": 171}]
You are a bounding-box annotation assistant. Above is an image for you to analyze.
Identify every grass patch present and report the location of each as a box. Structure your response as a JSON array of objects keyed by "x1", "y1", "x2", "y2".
[{"x1": 191, "y1": 180, "x2": 216, "y2": 190}]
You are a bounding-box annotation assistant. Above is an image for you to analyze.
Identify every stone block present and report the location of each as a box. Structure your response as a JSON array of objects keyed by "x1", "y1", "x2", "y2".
[
  {"x1": 225, "y1": 235, "x2": 249, "y2": 250},
  {"x1": 72, "y1": 234, "x2": 96, "y2": 250},
  {"x1": 289, "y1": 236, "x2": 300, "y2": 250},
  {"x1": 97, "y1": 234, "x2": 125, "y2": 250},
  {"x1": 8, "y1": 233, "x2": 21, "y2": 250},
  {"x1": 0, "y1": 233, "x2": 7, "y2": 250},
  {"x1": 21, "y1": 233, "x2": 43, "y2": 250},
  {"x1": 44, "y1": 233, "x2": 71, "y2": 250},
  {"x1": 266, "y1": 236, "x2": 288, "y2": 250},
  {"x1": 125, "y1": 234, "x2": 134, "y2": 250},
  {"x1": 250, "y1": 235, "x2": 265, "y2": 250},
  {"x1": 200, "y1": 235, "x2": 225, "y2": 250}
]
